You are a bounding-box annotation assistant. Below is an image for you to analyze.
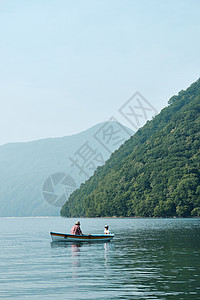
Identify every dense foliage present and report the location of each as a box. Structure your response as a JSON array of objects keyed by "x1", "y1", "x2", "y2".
[{"x1": 61, "y1": 79, "x2": 200, "y2": 218}]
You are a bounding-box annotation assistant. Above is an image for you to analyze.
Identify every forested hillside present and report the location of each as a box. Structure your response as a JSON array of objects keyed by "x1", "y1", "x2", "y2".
[{"x1": 61, "y1": 79, "x2": 200, "y2": 218}]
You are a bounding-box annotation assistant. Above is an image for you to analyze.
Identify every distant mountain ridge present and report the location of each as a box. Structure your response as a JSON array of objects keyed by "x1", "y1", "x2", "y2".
[
  {"x1": 0, "y1": 122, "x2": 133, "y2": 216},
  {"x1": 61, "y1": 78, "x2": 200, "y2": 218}
]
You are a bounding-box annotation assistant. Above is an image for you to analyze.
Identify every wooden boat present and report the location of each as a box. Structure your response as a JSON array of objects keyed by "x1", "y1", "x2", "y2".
[{"x1": 50, "y1": 231, "x2": 114, "y2": 242}]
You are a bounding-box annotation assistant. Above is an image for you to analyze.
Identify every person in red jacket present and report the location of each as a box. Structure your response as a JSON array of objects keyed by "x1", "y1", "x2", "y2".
[{"x1": 71, "y1": 221, "x2": 83, "y2": 235}]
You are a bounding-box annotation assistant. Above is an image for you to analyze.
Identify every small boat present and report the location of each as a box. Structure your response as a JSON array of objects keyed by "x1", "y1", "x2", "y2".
[{"x1": 50, "y1": 231, "x2": 114, "y2": 242}]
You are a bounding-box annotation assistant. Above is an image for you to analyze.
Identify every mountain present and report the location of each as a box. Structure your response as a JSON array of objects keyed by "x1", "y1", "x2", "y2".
[
  {"x1": 0, "y1": 122, "x2": 133, "y2": 216},
  {"x1": 61, "y1": 79, "x2": 200, "y2": 218}
]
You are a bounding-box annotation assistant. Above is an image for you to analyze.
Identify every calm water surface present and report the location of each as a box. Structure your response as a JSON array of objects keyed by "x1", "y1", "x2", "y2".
[{"x1": 0, "y1": 217, "x2": 200, "y2": 299}]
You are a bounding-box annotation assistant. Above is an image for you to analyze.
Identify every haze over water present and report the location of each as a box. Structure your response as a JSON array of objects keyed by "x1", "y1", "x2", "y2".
[{"x1": 1, "y1": 217, "x2": 199, "y2": 299}]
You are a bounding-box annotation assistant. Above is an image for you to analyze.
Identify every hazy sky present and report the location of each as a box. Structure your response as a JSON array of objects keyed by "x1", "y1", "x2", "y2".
[{"x1": 0, "y1": 0, "x2": 199, "y2": 145}]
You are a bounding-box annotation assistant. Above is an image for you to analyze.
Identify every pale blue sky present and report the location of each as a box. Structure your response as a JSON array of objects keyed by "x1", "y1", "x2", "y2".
[{"x1": 0, "y1": 0, "x2": 199, "y2": 145}]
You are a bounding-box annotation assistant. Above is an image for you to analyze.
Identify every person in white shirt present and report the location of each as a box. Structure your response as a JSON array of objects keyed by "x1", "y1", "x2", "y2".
[{"x1": 104, "y1": 225, "x2": 110, "y2": 234}]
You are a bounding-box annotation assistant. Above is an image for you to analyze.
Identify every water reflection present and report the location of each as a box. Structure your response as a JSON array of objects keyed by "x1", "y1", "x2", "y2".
[
  {"x1": 71, "y1": 244, "x2": 81, "y2": 278},
  {"x1": 71, "y1": 243, "x2": 81, "y2": 253},
  {"x1": 51, "y1": 241, "x2": 82, "y2": 278},
  {"x1": 104, "y1": 242, "x2": 109, "y2": 266},
  {"x1": 50, "y1": 241, "x2": 82, "y2": 249},
  {"x1": 48, "y1": 220, "x2": 200, "y2": 299}
]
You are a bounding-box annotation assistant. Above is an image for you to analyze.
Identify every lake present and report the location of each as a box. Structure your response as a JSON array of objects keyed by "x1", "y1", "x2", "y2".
[{"x1": 0, "y1": 217, "x2": 200, "y2": 299}]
